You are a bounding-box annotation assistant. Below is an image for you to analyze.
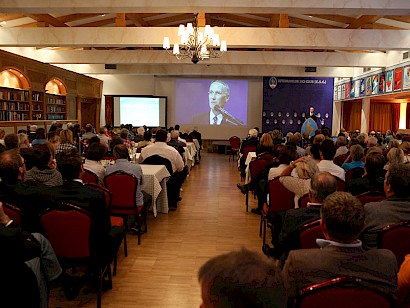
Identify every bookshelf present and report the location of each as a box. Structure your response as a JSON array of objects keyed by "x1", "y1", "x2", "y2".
[
  {"x1": 31, "y1": 91, "x2": 44, "y2": 120},
  {"x1": 45, "y1": 93, "x2": 66, "y2": 120},
  {"x1": 0, "y1": 86, "x2": 30, "y2": 121}
]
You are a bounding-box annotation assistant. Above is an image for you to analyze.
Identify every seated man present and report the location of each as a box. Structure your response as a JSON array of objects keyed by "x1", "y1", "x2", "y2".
[
  {"x1": 139, "y1": 129, "x2": 185, "y2": 209},
  {"x1": 105, "y1": 144, "x2": 151, "y2": 209},
  {"x1": 0, "y1": 202, "x2": 62, "y2": 308},
  {"x1": 47, "y1": 148, "x2": 121, "y2": 258},
  {"x1": 361, "y1": 163, "x2": 410, "y2": 248},
  {"x1": 198, "y1": 248, "x2": 286, "y2": 308},
  {"x1": 81, "y1": 123, "x2": 96, "y2": 140},
  {"x1": 317, "y1": 139, "x2": 345, "y2": 181},
  {"x1": 167, "y1": 130, "x2": 185, "y2": 157},
  {"x1": 270, "y1": 172, "x2": 337, "y2": 262},
  {"x1": 24, "y1": 143, "x2": 63, "y2": 187},
  {"x1": 283, "y1": 191, "x2": 397, "y2": 298}
]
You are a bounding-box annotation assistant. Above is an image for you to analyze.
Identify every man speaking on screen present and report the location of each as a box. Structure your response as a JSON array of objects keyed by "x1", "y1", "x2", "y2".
[{"x1": 192, "y1": 80, "x2": 244, "y2": 125}]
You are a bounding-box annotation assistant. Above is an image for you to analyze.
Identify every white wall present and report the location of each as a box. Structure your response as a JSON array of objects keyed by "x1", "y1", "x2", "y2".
[{"x1": 96, "y1": 74, "x2": 263, "y2": 139}]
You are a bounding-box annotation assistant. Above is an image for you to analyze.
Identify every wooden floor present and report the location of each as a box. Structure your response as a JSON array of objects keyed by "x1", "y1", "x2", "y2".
[{"x1": 50, "y1": 152, "x2": 262, "y2": 308}]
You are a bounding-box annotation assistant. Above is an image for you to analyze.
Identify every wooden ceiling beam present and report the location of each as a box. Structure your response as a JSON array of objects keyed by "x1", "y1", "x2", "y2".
[
  {"x1": 75, "y1": 18, "x2": 116, "y2": 27},
  {"x1": 215, "y1": 14, "x2": 269, "y2": 26},
  {"x1": 57, "y1": 14, "x2": 102, "y2": 23},
  {"x1": 308, "y1": 14, "x2": 355, "y2": 24},
  {"x1": 269, "y1": 14, "x2": 280, "y2": 27},
  {"x1": 25, "y1": 14, "x2": 68, "y2": 27},
  {"x1": 279, "y1": 14, "x2": 289, "y2": 28},
  {"x1": 289, "y1": 16, "x2": 341, "y2": 28},
  {"x1": 145, "y1": 14, "x2": 194, "y2": 26},
  {"x1": 345, "y1": 15, "x2": 383, "y2": 29},
  {"x1": 115, "y1": 13, "x2": 126, "y2": 27},
  {"x1": 126, "y1": 13, "x2": 149, "y2": 26},
  {"x1": 0, "y1": 14, "x2": 25, "y2": 22}
]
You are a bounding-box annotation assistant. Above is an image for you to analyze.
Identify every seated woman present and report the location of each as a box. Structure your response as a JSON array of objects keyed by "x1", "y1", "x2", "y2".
[
  {"x1": 31, "y1": 128, "x2": 47, "y2": 146},
  {"x1": 401, "y1": 141, "x2": 410, "y2": 163},
  {"x1": 256, "y1": 133, "x2": 274, "y2": 155},
  {"x1": 55, "y1": 129, "x2": 77, "y2": 154},
  {"x1": 279, "y1": 156, "x2": 319, "y2": 208},
  {"x1": 384, "y1": 147, "x2": 404, "y2": 170},
  {"x1": 83, "y1": 142, "x2": 107, "y2": 185}
]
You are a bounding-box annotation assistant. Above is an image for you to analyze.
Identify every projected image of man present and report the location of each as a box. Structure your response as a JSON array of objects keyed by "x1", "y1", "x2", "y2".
[{"x1": 192, "y1": 80, "x2": 243, "y2": 126}]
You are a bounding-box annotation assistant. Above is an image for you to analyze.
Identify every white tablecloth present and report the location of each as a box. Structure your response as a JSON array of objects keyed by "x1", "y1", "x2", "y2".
[
  {"x1": 245, "y1": 152, "x2": 257, "y2": 183},
  {"x1": 185, "y1": 142, "x2": 197, "y2": 169},
  {"x1": 140, "y1": 164, "x2": 171, "y2": 216}
]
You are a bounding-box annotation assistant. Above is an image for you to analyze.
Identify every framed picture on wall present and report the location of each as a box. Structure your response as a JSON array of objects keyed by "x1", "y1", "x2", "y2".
[
  {"x1": 341, "y1": 84, "x2": 346, "y2": 99},
  {"x1": 379, "y1": 72, "x2": 385, "y2": 93},
  {"x1": 403, "y1": 66, "x2": 410, "y2": 90},
  {"x1": 333, "y1": 86, "x2": 338, "y2": 100},
  {"x1": 386, "y1": 70, "x2": 393, "y2": 92},
  {"x1": 350, "y1": 80, "x2": 355, "y2": 98},
  {"x1": 371, "y1": 74, "x2": 378, "y2": 95},
  {"x1": 365, "y1": 77, "x2": 372, "y2": 95},
  {"x1": 359, "y1": 79, "x2": 365, "y2": 96},
  {"x1": 345, "y1": 82, "x2": 351, "y2": 99},
  {"x1": 337, "y1": 85, "x2": 342, "y2": 100},
  {"x1": 394, "y1": 67, "x2": 403, "y2": 91},
  {"x1": 354, "y1": 80, "x2": 360, "y2": 97}
]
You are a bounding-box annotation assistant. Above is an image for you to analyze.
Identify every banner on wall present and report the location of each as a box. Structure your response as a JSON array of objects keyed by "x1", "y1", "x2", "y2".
[{"x1": 262, "y1": 77, "x2": 334, "y2": 134}]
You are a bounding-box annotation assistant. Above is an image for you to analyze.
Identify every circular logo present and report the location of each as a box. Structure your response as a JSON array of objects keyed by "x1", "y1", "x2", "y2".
[{"x1": 269, "y1": 77, "x2": 278, "y2": 89}]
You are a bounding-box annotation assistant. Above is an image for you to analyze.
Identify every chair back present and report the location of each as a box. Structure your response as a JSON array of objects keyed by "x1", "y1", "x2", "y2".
[
  {"x1": 3, "y1": 203, "x2": 22, "y2": 225},
  {"x1": 40, "y1": 203, "x2": 92, "y2": 259},
  {"x1": 336, "y1": 178, "x2": 345, "y2": 191},
  {"x1": 104, "y1": 171, "x2": 138, "y2": 210},
  {"x1": 84, "y1": 183, "x2": 112, "y2": 210},
  {"x1": 345, "y1": 167, "x2": 364, "y2": 182},
  {"x1": 298, "y1": 220, "x2": 324, "y2": 249},
  {"x1": 82, "y1": 168, "x2": 99, "y2": 184},
  {"x1": 142, "y1": 154, "x2": 173, "y2": 175},
  {"x1": 296, "y1": 276, "x2": 394, "y2": 308},
  {"x1": 267, "y1": 177, "x2": 295, "y2": 215},
  {"x1": 298, "y1": 194, "x2": 310, "y2": 208},
  {"x1": 356, "y1": 191, "x2": 385, "y2": 205},
  {"x1": 242, "y1": 146, "x2": 257, "y2": 162},
  {"x1": 377, "y1": 221, "x2": 410, "y2": 266},
  {"x1": 229, "y1": 136, "x2": 241, "y2": 152},
  {"x1": 249, "y1": 156, "x2": 271, "y2": 181}
]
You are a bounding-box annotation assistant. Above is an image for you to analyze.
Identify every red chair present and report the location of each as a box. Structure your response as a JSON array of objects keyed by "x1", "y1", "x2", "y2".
[
  {"x1": 356, "y1": 191, "x2": 385, "y2": 205},
  {"x1": 82, "y1": 168, "x2": 99, "y2": 184},
  {"x1": 261, "y1": 177, "x2": 295, "y2": 244},
  {"x1": 345, "y1": 167, "x2": 364, "y2": 182},
  {"x1": 85, "y1": 183, "x2": 127, "y2": 276},
  {"x1": 298, "y1": 194, "x2": 310, "y2": 208},
  {"x1": 104, "y1": 171, "x2": 147, "y2": 245},
  {"x1": 296, "y1": 276, "x2": 395, "y2": 308},
  {"x1": 229, "y1": 136, "x2": 241, "y2": 162},
  {"x1": 298, "y1": 220, "x2": 324, "y2": 249},
  {"x1": 377, "y1": 221, "x2": 410, "y2": 266},
  {"x1": 241, "y1": 145, "x2": 257, "y2": 181},
  {"x1": 3, "y1": 203, "x2": 22, "y2": 225},
  {"x1": 245, "y1": 155, "x2": 274, "y2": 212},
  {"x1": 40, "y1": 203, "x2": 112, "y2": 308}
]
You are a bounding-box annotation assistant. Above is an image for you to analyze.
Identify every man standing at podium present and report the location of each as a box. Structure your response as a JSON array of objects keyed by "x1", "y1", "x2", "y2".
[{"x1": 308, "y1": 106, "x2": 318, "y2": 123}]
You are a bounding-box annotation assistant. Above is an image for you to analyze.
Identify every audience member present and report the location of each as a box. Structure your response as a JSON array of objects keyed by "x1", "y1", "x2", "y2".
[
  {"x1": 317, "y1": 139, "x2": 345, "y2": 180},
  {"x1": 0, "y1": 128, "x2": 5, "y2": 145},
  {"x1": 55, "y1": 129, "x2": 77, "y2": 154},
  {"x1": 401, "y1": 141, "x2": 410, "y2": 163},
  {"x1": 18, "y1": 132, "x2": 30, "y2": 149},
  {"x1": 106, "y1": 144, "x2": 150, "y2": 209},
  {"x1": 136, "y1": 131, "x2": 153, "y2": 150},
  {"x1": 81, "y1": 124, "x2": 96, "y2": 140},
  {"x1": 83, "y1": 142, "x2": 107, "y2": 185},
  {"x1": 198, "y1": 248, "x2": 286, "y2": 308},
  {"x1": 287, "y1": 134, "x2": 305, "y2": 158},
  {"x1": 278, "y1": 156, "x2": 318, "y2": 209},
  {"x1": 334, "y1": 136, "x2": 348, "y2": 157},
  {"x1": 283, "y1": 191, "x2": 397, "y2": 298},
  {"x1": 361, "y1": 163, "x2": 410, "y2": 247},
  {"x1": 341, "y1": 144, "x2": 364, "y2": 171},
  {"x1": 272, "y1": 172, "x2": 337, "y2": 262},
  {"x1": 385, "y1": 147, "x2": 404, "y2": 170},
  {"x1": 346, "y1": 151, "x2": 386, "y2": 196},
  {"x1": 4, "y1": 133, "x2": 19, "y2": 150},
  {"x1": 167, "y1": 130, "x2": 185, "y2": 157},
  {"x1": 0, "y1": 202, "x2": 62, "y2": 308},
  {"x1": 268, "y1": 148, "x2": 294, "y2": 181},
  {"x1": 31, "y1": 128, "x2": 47, "y2": 146},
  {"x1": 98, "y1": 126, "x2": 111, "y2": 150},
  {"x1": 23, "y1": 143, "x2": 62, "y2": 187},
  {"x1": 120, "y1": 128, "x2": 132, "y2": 148},
  {"x1": 398, "y1": 254, "x2": 410, "y2": 306}
]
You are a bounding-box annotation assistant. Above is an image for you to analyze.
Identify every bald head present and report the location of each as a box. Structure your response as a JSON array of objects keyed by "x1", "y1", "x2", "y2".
[{"x1": 310, "y1": 171, "x2": 337, "y2": 203}]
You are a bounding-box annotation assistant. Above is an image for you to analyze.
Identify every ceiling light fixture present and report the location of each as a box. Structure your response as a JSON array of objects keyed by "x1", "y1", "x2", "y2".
[{"x1": 163, "y1": 13, "x2": 227, "y2": 64}]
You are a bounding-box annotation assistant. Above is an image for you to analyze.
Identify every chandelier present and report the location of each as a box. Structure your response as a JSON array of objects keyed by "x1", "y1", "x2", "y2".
[{"x1": 163, "y1": 13, "x2": 227, "y2": 64}]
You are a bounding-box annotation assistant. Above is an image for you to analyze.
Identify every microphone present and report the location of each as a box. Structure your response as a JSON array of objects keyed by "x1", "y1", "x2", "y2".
[{"x1": 214, "y1": 105, "x2": 244, "y2": 126}]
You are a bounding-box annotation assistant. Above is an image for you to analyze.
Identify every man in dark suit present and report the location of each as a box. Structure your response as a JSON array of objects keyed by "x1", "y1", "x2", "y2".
[
  {"x1": 271, "y1": 172, "x2": 337, "y2": 262},
  {"x1": 48, "y1": 148, "x2": 120, "y2": 257},
  {"x1": 192, "y1": 80, "x2": 243, "y2": 125},
  {"x1": 283, "y1": 191, "x2": 397, "y2": 298}
]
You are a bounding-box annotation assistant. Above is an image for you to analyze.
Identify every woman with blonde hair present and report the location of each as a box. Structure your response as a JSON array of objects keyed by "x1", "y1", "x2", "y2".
[
  {"x1": 55, "y1": 129, "x2": 77, "y2": 154},
  {"x1": 257, "y1": 133, "x2": 274, "y2": 155},
  {"x1": 400, "y1": 141, "x2": 410, "y2": 163},
  {"x1": 385, "y1": 147, "x2": 405, "y2": 170},
  {"x1": 279, "y1": 156, "x2": 319, "y2": 207}
]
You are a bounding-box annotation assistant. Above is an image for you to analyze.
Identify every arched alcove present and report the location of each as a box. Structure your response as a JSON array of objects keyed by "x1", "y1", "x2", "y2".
[
  {"x1": 45, "y1": 78, "x2": 67, "y2": 95},
  {"x1": 0, "y1": 68, "x2": 29, "y2": 89}
]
